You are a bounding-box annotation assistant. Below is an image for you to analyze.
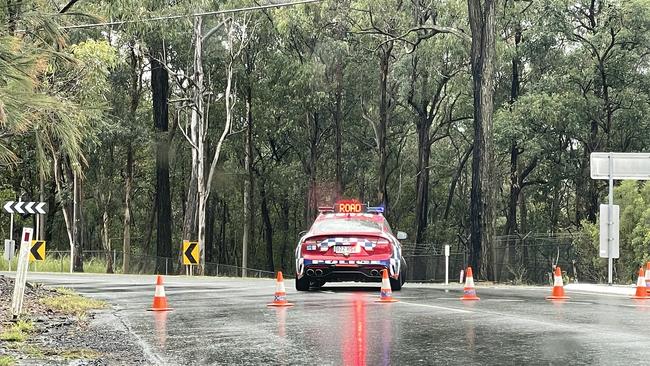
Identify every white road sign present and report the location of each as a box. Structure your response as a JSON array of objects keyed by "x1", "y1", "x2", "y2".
[
  {"x1": 3, "y1": 201, "x2": 48, "y2": 215},
  {"x1": 599, "y1": 204, "x2": 619, "y2": 259},
  {"x1": 590, "y1": 152, "x2": 650, "y2": 180},
  {"x1": 4, "y1": 239, "x2": 14, "y2": 261}
]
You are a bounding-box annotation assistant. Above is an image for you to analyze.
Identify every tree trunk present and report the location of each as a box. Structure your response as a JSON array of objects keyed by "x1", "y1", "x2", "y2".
[
  {"x1": 468, "y1": 0, "x2": 496, "y2": 280},
  {"x1": 72, "y1": 170, "x2": 83, "y2": 272},
  {"x1": 413, "y1": 116, "x2": 431, "y2": 280},
  {"x1": 260, "y1": 183, "x2": 274, "y2": 272},
  {"x1": 415, "y1": 117, "x2": 431, "y2": 245},
  {"x1": 305, "y1": 112, "x2": 320, "y2": 223},
  {"x1": 334, "y1": 56, "x2": 344, "y2": 199},
  {"x1": 52, "y1": 152, "x2": 74, "y2": 272},
  {"x1": 219, "y1": 199, "x2": 228, "y2": 264},
  {"x1": 377, "y1": 44, "x2": 392, "y2": 209},
  {"x1": 205, "y1": 196, "x2": 217, "y2": 263},
  {"x1": 279, "y1": 192, "x2": 290, "y2": 272},
  {"x1": 123, "y1": 144, "x2": 133, "y2": 274},
  {"x1": 242, "y1": 47, "x2": 254, "y2": 277},
  {"x1": 151, "y1": 45, "x2": 172, "y2": 273},
  {"x1": 101, "y1": 196, "x2": 113, "y2": 273},
  {"x1": 504, "y1": 23, "x2": 522, "y2": 238}
]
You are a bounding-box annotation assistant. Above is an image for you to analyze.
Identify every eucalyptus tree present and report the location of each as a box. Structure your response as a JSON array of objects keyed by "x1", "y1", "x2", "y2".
[
  {"x1": 467, "y1": 0, "x2": 497, "y2": 277},
  {"x1": 557, "y1": 0, "x2": 650, "y2": 223}
]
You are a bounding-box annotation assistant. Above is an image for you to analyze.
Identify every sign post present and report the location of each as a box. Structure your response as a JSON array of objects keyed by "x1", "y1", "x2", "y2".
[
  {"x1": 11, "y1": 228, "x2": 33, "y2": 319},
  {"x1": 444, "y1": 245, "x2": 450, "y2": 285},
  {"x1": 4, "y1": 239, "x2": 15, "y2": 272},
  {"x1": 591, "y1": 152, "x2": 650, "y2": 285}
]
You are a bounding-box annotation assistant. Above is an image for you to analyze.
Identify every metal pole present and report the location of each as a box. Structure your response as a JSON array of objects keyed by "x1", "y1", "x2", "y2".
[
  {"x1": 71, "y1": 172, "x2": 77, "y2": 273},
  {"x1": 9, "y1": 212, "x2": 13, "y2": 242},
  {"x1": 445, "y1": 246, "x2": 449, "y2": 285},
  {"x1": 35, "y1": 214, "x2": 39, "y2": 245},
  {"x1": 608, "y1": 153, "x2": 613, "y2": 285}
]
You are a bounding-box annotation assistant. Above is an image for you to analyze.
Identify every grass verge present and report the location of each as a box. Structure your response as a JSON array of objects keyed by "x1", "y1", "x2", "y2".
[
  {"x1": 0, "y1": 320, "x2": 34, "y2": 342},
  {"x1": 0, "y1": 355, "x2": 16, "y2": 366},
  {"x1": 40, "y1": 288, "x2": 107, "y2": 316}
]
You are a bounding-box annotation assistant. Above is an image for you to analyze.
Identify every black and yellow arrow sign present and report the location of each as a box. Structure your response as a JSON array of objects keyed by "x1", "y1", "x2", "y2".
[
  {"x1": 183, "y1": 240, "x2": 199, "y2": 265},
  {"x1": 30, "y1": 240, "x2": 46, "y2": 262}
]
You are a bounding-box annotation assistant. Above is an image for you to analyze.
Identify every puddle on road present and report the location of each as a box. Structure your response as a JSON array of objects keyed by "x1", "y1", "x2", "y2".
[
  {"x1": 275, "y1": 307, "x2": 287, "y2": 337},
  {"x1": 152, "y1": 311, "x2": 168, "y2": 349}
]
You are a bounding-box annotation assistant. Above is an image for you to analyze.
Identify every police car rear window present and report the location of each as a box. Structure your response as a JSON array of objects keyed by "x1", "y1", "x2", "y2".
[{"x1": 312, "y1": 219, "x2": 382, "y2": 233}]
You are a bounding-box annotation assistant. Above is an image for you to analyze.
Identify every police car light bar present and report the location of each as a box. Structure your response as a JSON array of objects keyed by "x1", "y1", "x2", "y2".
[
  {"x1": 367, "y1": 206, "x2": 384, "y2": 214},
  {"x1": 318, "y1": 206, "x2": 334, "y2": 213}
]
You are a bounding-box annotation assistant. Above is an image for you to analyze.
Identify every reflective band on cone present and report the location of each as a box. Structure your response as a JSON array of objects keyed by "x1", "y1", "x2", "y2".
[
  {"x1": 460, "y1": 266, "x2": 480, "y2": 301},
  {"x1": 148, "y1": 275, "x2": 173, "y2": 311},
  {"x1": 267, "y1": 271, "x2": 294, "y2": 307},
  {"x1": 546, "y1": 266, "x2": 569, "y2": 300},
  {"x1": 632, "y1": 266, "x2": 650, "y2": 300},
  {"x1": 376, "y1": 269, "x2": 398, "y2": 303}
]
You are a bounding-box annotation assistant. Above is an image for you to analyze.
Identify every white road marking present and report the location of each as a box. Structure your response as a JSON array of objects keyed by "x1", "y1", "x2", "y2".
[
  {"x1": 482, "y1": 299, "x2": 524, "y2": 302},
  {"x1": 621, "y1": 304, "x2": 650, "y2": 308},
  {"x1": 561, "y1": 301, "x2": 594, "y2": 305},
  {"x1": 399, "y1": 301, "x2": 472, "y2": 314},
  {"x1": 565, "y1": 291, "x2": 631, "y2": 298}
]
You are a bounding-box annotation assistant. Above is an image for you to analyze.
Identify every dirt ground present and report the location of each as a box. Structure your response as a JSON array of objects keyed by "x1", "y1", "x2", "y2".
[{"x1": 0, "y1": 275, "x2": 151, "y2": 365}]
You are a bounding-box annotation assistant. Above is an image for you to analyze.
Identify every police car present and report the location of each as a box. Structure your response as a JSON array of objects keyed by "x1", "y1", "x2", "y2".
[{"x1": 294, "y1": 200, "x2": 407, "y2": 291}]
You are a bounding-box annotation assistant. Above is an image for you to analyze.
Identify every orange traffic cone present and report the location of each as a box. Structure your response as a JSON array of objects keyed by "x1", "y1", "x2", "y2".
[
  {"x1": 631, "y1": 267, "x2": 650, "y2": 300},
  {"x1": 267, "y1": 272, "x2": 294, "y2": 307},
  {"x1": 148, "y1": 275, "x2": 173, "y2": 311},
  {"x1": 376, "y1": 269, "x2": 398, "y2": 303},
  {"x1": 460, "y1": 267, "x2": 480, "y2": 301},
  {"x1": 546, "y1": 266, "x2": 570, "y2": 300},
  {"x1": 645, "y1": 262, "x2": 650, "y2": 296}
]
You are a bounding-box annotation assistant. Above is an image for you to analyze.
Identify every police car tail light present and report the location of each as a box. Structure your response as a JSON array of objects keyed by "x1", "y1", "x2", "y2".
[
  {"x1": 302, "y1": 240, "x2": 319, "y2": 251},
  {"x1": 372, "y1": 239, "x2": 392, "y2": 254}
]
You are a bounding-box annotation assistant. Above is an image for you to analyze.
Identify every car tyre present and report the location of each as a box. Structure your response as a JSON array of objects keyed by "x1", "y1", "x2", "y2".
[{"x1": 296, "y1": 276, "x2": 310, "y2": 291}]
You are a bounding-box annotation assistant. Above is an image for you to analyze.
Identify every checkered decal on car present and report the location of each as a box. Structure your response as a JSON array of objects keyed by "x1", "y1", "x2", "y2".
[{"x1": 319, "y1": 238, "x2": 376, "y2": 251}]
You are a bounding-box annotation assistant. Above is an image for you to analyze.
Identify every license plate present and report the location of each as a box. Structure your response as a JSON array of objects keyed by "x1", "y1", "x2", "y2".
[{"x1": 334, "y1": 245, "x2": 359, "y2": 255}]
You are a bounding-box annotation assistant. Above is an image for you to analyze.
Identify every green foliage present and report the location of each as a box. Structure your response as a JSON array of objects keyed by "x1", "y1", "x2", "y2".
[
  {"x1": 0, "y1": 355, "x2": 16, "y2": 366},
  {"x1": 576, "y1": 182, "x2": 650, "y2": 283},
  {"x1": 0, "y1": 320, "x2": 33, "y2": 342},
  {"x1": 40, "y1": 292, "x2": 107, "y2": 316}
]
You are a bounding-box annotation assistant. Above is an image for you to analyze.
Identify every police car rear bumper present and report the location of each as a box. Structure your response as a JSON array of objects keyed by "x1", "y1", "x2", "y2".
[{"x1": 300, "y1": 259, "x2": 397, "y2": 281}]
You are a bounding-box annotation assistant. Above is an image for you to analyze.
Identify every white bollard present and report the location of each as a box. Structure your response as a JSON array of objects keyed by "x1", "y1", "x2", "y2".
[
  {"x1": 459, "y1": 269, "x2": 464, "y2": 284},
  {"x1": 444, "y1": 245, "x2": 450, "y2": 285},
  {"x1": 11, "y1": 228, "x2": 33, "y2": 319}
]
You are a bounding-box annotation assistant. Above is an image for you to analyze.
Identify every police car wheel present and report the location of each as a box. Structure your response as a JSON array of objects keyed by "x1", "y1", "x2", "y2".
[{"x1": 296, "y1": 276, "x2": 310, "y2": 291}]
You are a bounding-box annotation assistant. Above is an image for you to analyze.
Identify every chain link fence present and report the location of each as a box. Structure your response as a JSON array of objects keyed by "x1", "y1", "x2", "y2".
[
  {"x1": 491, "y1": 233, "x2": 579, "y2": 284},
  {"x1": 401, "y1": 232, "x2": 583, "y2": 284},
  {"x1": 2, "y1": 234, "x2": 584, "y2": 284},
  {"x1": 0, "y1": 249, "x2": 280, "y2": 279}
]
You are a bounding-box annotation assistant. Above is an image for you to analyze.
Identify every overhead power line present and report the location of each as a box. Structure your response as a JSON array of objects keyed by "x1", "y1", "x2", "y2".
[{"x1": 61, "y1": 0, "x2": 323, "y2": 30}]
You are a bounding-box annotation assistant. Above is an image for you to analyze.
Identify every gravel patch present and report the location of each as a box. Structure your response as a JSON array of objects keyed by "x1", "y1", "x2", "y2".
[{"x1": 0, "y1": 275, "x2": 152, "y2": 365}]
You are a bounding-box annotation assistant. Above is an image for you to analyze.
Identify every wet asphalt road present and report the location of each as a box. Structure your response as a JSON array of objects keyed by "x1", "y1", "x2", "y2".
[{"x1": 9, "y1": 272, "x2": 650, "y2": 365}]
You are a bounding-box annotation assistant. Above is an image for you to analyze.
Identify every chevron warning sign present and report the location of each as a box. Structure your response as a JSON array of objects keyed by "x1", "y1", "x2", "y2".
[
  {"x1": 183, "y1": 240, "x2": 199, "y2": 265},
  {"x1": 29, "y1": 240, "x2": 45, "y2": 262},
  {"x1": 3, "y1": 201, "x2": 48, "y2": 215}
]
